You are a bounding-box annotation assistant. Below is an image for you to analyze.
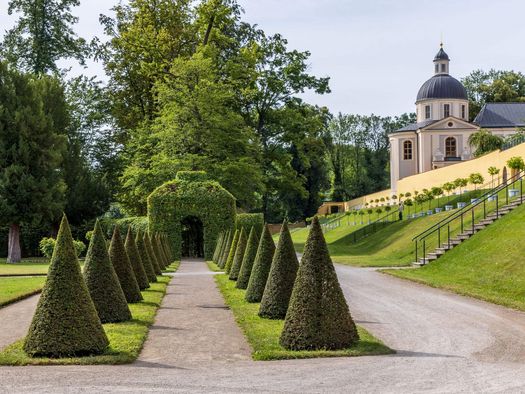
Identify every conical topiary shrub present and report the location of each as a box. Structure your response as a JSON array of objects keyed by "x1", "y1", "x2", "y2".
[
  {"x1": 24, "y1": 215, "x2": 109, "y2": 357},
  {"x1": 145, "y1": 233, "x2": 162, "y2": 275},
  {"x1": 151, "y1": 234, "x2": 165, "y2": 270},
  {"x1": 236, "y1": 227, "x2": 260, "y2": 289},
  {"x1": 159, "y1": 234, "x2": 171, "y2": 267},
  {"x1": 220, "y1": 230, "x2": 234, "y2": 269},
  {"x1": 164, "y1": 234, "x2": 174, "y2": 262},
  {"x1": 109, "y1": 227, "x2": 143, "y2": 303},
  {"x1": 280, "y1": 216, "x2": 359, "y2": 350},
  {"x1": 213, "y1": 232, "x2": 224, "y2": 263},
  {"x1": 83, "y1": 220, "x2": 132, "y2": 323},
  {"x1": 136, "y1": 230, "x2": 157, "y2": 283},
  {"x1": 218, "y1": 230, "x2": 231, "y2": 268},
  {"x1": 125, "y1": 227, "x2": 149, "y2": 290},
  {"x1": 258, "y1": 221, "x2": 298, "y2": 319},
  {"x1": 245, "y1": 225, "x2": 276, "y2": 303},
  {"x1": 229, "y1": 227, "x2": 247, "y2": 280},
  {"x1": 224, "y1": 229, "x2": 240, "y2": 274}
]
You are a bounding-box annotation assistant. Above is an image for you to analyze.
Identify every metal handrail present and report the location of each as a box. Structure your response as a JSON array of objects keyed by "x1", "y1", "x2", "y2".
[
  {"x1": 348, "y1": 209, "x2": 398, "y2": 244},
  {"x1": 412, "y1": 170, "x2": 524, "y2": 242},
  {"x1": 413, "y1": 170, "x2": 525, "y2": 263}
]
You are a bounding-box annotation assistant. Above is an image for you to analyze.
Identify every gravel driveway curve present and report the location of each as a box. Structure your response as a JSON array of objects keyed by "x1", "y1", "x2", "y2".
[{"x1": 1, "y1": 261, "x2": 525, "y2": 393}]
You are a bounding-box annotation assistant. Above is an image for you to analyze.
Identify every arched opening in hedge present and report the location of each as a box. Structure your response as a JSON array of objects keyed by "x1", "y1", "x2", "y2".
[
  {"x1": 147, "y1": 171, "x2": 236, "y2": 261},
  {"x1": 181, "y1": 216, "x2": 204, "y2": 258}
]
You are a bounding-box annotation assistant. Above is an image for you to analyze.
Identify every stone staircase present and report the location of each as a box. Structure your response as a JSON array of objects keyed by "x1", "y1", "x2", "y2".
[{"x1": 413, "y1": 198, "x2": 524, "y2": 266}]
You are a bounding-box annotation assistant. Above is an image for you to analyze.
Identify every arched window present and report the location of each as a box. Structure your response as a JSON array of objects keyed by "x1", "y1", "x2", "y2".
[
  {"x1": 445, "y1": 137, "x2": 457, "y2": 158},
  {"x1": 403, "y1": 140, "x2": 413, "y2": 160}
]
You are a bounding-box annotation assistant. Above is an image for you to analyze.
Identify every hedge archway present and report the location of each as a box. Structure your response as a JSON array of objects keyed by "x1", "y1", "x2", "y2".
[{"x1": 147, "y1": 171, "x2": 236, "y2": 260}]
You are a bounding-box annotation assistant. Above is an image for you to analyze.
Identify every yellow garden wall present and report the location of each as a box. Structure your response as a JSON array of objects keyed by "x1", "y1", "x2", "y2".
[{"x1": 317, "y1": 142, "x2": 525, "y2": 214}]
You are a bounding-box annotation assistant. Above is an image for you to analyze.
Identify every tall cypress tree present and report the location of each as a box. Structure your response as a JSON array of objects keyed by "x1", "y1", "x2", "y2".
[
  {"x1": 0, "y1": 64, "x2": 66, "y2": 263},
  {"x1": 229, "y1": 227, "x2": 247, "y2": 280},
  {"x1": 136, "y1": 230, "x2": 157, "y2": 283},
  {"x1": 24, "y1": 215, "x2": 108, "y2": 357},
  {"x1": 83, "y1": 220, "x2": 131, "y2": 323},
  {"x1": 236, "y1": 227, "x2": 259, "y2": 289},
  {"x1": 109, "y1": 227, "x2": 142, "y2": 303},
  {"x1": 280, "y1": 216, "x2": 359, "y2": 350},
  {"x1": 245, "y1": 225, "x2": 276, "y2": 303},
  {"x1": 224, "y1": 229, "x2": 239, "y2": 274},
  {"x1": 125, "y1": 227, "x2": 149, "y2": 290},
  {"x1": 259, "y1": 221, "x2": 298, "y2": 319}
]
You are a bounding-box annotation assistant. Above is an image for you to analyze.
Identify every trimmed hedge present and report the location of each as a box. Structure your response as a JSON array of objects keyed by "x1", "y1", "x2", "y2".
[
  {"x1": 83, "y1": 220, "x2": 131, "y2": 323},
  {"x1": 280, "y1": 216, "x2": 359, "y2": 350},
  {"x1": 148, "y1": 171, "x2": 236, "y2": 261},
  {"x1": 245, "y1": 225, "x2": 276, "y2": 303},
  {"x1": 224, "y1": 229, "x2": 239, "y2": 274},
  {"x1": 109, "y1": 227, "x2": 142, "y2": 303},
  {"x1": 259, "y1": 222, "x2": 298, "y2": 319},
  {"x1": 236, "y1": 227, "x2": 260, "y2": 289},
  {"x1": 236, "y1": 213, "x2": 264, "y2": 235},
  {"x1": 137, "y1": 230, "x2": 157, "y2": 283},
  {"x1": 24, "y1": 215, "x2": 108, "y2": 357},
  {"x1": 229, "y1": 227, "x2": 247, "y2": 281},
  {"x1": 125, "y1": 227, "x2": 149, "y2": 290}
]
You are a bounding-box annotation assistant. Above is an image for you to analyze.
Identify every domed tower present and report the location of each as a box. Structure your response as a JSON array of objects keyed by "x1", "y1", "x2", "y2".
[
  {"x1": 415, "y1": 44, "x2": 469, "y2": 122},
  {"x1": 389, "y1": 45, "x2": 479, "y2": 193}
]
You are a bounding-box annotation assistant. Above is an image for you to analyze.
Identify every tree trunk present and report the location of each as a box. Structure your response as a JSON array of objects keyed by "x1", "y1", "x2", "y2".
[{"x1": 7, "y1": 223, "x2": 22, "y2": 263}]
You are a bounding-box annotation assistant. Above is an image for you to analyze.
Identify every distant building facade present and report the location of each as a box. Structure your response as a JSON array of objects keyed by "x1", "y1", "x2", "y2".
[{"x1": 389, "y1": 45, "x2": 525, "y2": 193}]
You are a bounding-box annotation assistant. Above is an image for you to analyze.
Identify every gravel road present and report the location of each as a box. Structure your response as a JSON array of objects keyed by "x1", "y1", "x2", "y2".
[{"x1": 1, "y1": 261, "x2": 525, "y2": 393}]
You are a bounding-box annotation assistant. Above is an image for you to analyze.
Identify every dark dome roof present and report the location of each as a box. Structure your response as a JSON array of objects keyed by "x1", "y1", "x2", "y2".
[
  {"x1": 416, "y1": 74, "x2": 467, "y2": 102},
  {"x1": 434, "y1": 47, "x2": 449, "y2": 61}
]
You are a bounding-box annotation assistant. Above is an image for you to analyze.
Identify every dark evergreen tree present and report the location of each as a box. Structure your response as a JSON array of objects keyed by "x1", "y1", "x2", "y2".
[
  {"x1": 83, "y1": 220, "x2": 131, "y2": 323},
  {"x1": 125, "y1": 227, "x2": 149, "y2": 290},
  {"x1": 224, "y1": 229, "x2": 239, "y2": 274},
  {"x1": 280, "y1": 216, "x2": 359, "y2": 350},
  {"x1": 259, "y1": 221, "x2": 298, "y2": 319},
  {"x1": 236, "y1": 227, "x2": 260, "y2": 289},
  {"x1": 24, "y1": 215, "x2": 108, "y2": 357},
  {"x1": 228, "y1": 227, "x2": 247, "y2": 281},
  {"x1": 145, "y1": 232, "x2": 162, "y2": 275},
  {"x1": 137, "y1": 230, "x2": 157, "y2": 283},
  {"x1": 245, "y1": 225, "x2": 276, "y2": 303},
  {"x1": 109, "y1": 226, "x2": 142, "y2": 303}
]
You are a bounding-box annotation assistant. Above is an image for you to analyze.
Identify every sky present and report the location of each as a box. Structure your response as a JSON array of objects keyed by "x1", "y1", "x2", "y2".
[{"x1": 1, "y1": 0, "x2": 525, "y2": 116}]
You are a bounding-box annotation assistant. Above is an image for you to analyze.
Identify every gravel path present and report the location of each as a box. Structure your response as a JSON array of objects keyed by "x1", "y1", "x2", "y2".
[{"x1": 2, "y1": 261, "x2": 525, "y2": 392}]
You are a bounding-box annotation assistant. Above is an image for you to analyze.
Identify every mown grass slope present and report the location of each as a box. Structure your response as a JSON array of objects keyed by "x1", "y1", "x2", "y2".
[{"x1": 385, "y1": 203, "x2": 525, "y2": 311}]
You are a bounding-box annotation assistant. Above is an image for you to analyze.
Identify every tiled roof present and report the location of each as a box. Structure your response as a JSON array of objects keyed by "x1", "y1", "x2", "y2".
[
  {"x1": 392, "y1": 119, "x2": 438, "y2": 133},
  {"x1": 473, "y1": 103, "x2": 525, "y2": 128}
]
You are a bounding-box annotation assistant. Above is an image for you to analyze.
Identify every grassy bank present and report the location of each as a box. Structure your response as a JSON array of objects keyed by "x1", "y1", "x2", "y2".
[
  {"x1": 0, "y1": 263, "x2": 178, "y2": 365},
  {"x1": 0, "y1": 277, "x2": 46, "y2": 307},
  {"x1": 384, "y1": 203, "x2": 525, "y2": 311},
  {"x1": 0, "y1": 259, "x2": 50, "y2": 276},
  {"x1": 214, "y1": 271, "x2": 392, "y2": 360}
]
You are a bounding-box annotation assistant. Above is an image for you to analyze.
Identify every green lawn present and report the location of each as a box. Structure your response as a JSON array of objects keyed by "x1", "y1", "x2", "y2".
[
  {"x1": 214, "y1": 271, "x2": 392, "y2": 360},
  {"x1": 206, "y1": 260, "x2": 223, "y2": 272},
  {"x1": 0, "y1": 277, "x2": 46, "y2": 307},
  {"x1": 0, "y1": 263, "x2": 178, "y2": 365},
  {"x1": 0, "y1": 259, "x2": 50, "y2": 276},
  {"x1": 385, "y1": 203, "x2": 525, "y2": 311}
]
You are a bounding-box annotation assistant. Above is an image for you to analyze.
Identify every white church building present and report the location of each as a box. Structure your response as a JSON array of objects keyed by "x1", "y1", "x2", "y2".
[{"x1": 389, "y1": 45, "x2": 525, "y2": 193}]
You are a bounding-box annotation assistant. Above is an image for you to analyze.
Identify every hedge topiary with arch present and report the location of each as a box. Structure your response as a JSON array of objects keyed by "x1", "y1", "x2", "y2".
[{"x1": 148, "y1": 171, "x2": 236, "y2": 260}]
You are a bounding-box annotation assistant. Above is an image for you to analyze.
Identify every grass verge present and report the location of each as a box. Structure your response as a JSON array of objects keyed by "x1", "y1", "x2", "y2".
[
  {"x1": 206, "y1": 260, "x2": 223, "y2": 272},
  {"x1": 0, "y1": 263, "x2": 179, "y2": 365},
  {"x1": 0, "y1": 259, "x2": 50, "y2": 276},
  {"x1": 0, "y1": 277, "x2": 46, "y2": 308},
  {"x1": 383, "y1": 203, "x2": 525, "y2": 311},
  {"x1": 214, "y1": 272, "x2": 393, "y2": 360}
]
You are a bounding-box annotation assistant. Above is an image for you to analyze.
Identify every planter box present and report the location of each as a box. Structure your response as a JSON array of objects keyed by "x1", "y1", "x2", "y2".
[
  {"x1": 487, "y1": 195, "x2": 497, "y2": 202},
  {"x1": 427, "y1": 210, "x2": 433, "y2": 215},
  {"x1": 509, "y1": 189, "x2": 520, "y2": 198},
  {"x1": 470, "y1": 198, "x2": 479, "y2": 204},
  {"x1": 435, "y1": 207, "x2": 443, "y2": 213},
  {"x1": 445, "y1": 205, "x2": 453, "y2": 211},
  {"x1": 457, "y1": 202, "x2": 467, "y2": 209}
]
